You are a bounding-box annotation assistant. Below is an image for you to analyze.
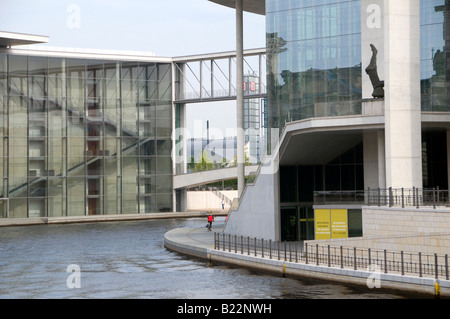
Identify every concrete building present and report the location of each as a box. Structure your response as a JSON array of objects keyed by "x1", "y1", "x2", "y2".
[{"x1": 219, "y1": 0, "x2": 450, "y2": 247}]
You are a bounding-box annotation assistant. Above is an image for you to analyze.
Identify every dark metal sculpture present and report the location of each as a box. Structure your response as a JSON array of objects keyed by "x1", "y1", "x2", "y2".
[{"x1": 365, "y1": 44, "x2": 384, "y2": 98}]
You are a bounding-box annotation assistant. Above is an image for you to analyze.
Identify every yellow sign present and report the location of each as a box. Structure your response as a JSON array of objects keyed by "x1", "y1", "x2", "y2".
[
  {"x1": 315, "y1": 209, "x2": 331, "y2": 240},
  {"x1": 315, "y1": 209, "x2": 348, "y2": 240},
  {"x1": 331, "y1": 209, "x2": 348, "y2": 239}
]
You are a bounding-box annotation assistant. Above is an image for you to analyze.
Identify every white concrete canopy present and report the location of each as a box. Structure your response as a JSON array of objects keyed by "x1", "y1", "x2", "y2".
[
  {"x1": 0, "y1": 31, "x2": 49, "y2": 48},
  {"x1": 278, "y1": 115, "x2": 385, "y2": 166},
  {"x1": 208, "y1": 0, "x2": 265, "y2": 15}
]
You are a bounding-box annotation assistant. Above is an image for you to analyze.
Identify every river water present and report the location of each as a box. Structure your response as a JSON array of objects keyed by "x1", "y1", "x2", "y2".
[{"x1": 0, "y1": 217, "x2": 427, "y2": 299}]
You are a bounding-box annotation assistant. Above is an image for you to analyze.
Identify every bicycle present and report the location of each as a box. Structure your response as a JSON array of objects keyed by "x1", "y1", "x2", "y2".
[{"x1": 206, "y1": 212, "x2": 214, "y2": 231}]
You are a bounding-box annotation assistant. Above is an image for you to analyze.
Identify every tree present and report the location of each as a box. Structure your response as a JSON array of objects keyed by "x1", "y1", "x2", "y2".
[{"x1": 195, "y1": 149, "x2": 214, "y2": 172}]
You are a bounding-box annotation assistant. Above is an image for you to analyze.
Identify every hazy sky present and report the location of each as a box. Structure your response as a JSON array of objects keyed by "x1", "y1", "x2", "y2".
[
  {"x1": 0, "y1": 0, "x2": 266, "y2": 137},
  {"x1": 0, "y1": 0, "x2": 265, "y2": 56}
]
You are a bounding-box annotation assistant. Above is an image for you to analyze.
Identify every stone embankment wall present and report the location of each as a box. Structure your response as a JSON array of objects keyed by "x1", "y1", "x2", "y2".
[{"x1": 306, "y1": 206, "x2": 450, "y2": 254}]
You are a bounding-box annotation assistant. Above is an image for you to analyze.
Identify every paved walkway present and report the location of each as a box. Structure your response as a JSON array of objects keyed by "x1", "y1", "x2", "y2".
[
  {"x1": 0, "y1": 211, "x2": 228, "y2": 227},
  {"x1": 164, "y1": 221, "x2": 450, "y2": 298},
  {"x1": 164, "y1": 220, "x2": 223, "y2": 259}
]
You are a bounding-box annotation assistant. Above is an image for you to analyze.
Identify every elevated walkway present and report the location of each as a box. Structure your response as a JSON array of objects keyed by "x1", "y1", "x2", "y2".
[
  {"x1": 173, "y1": 165, "x2": 259, "y2": 189},
  {"x1": 173, "y1": 48, "x2": 266, "y2": 104}
]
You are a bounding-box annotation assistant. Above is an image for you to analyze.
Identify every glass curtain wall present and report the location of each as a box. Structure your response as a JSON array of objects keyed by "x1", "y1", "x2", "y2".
[
  {"x1": 0, "y1": 52, "x2": 172, "y2": 218},
  {"x1": 421, "y1": 0, "x2": 450, "y2": 111},
  {"x1": 0, "y1": 53, "x2": 6, "y2": 217},
  {"x1": 266, "y1": 0, "x2": 362, "y2": 132}
]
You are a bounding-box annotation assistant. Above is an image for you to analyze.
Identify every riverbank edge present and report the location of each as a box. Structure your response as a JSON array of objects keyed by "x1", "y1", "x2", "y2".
[
  {"x1": 164, "y1": 228, "x2": 450, "y2": 298},
  {"x1": 0, "y1": 211, "x2": 228, "y2": 227}
]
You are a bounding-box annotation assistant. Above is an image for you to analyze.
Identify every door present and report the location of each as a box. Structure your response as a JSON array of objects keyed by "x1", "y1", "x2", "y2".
[{"x1": 281, "y1": 207, "x2": 298, "y2": 241}]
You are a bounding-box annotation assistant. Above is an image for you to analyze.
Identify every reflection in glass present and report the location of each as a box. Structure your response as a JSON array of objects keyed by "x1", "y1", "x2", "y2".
[
  {"x1": 420, "y1": 0, "x2": 450, "y2": 111},
  {"x1": 267, "y1": 0, "x2": 362, "y2": 132},
  {"x1": 2, "y1": 53, "x2": 172, "y2": 218}
]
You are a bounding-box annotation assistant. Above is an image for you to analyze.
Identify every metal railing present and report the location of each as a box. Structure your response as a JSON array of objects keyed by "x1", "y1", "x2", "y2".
[
  {"x1": 214, "y1": 233, "x2": 450, "y2": 280},
  {"x1": 314, "y1": 187, "x2": 450, "y2": 209},
  {"x1": 211, "y1": 190, "x2": 233, "y2": 206}
]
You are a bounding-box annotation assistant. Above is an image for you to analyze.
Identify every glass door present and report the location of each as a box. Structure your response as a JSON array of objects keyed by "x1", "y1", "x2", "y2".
[
  {"x1": 299, "y1": 205, "x2": 315, "y2": 240},
  {"x1": 281, "y1": 207, "x2": 298, "y2": 241}
]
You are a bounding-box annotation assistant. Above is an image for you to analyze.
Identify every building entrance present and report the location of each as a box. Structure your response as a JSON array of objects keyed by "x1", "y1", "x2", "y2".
[
  {"x1": 279, "y1": 143, "x2": 364, "y2": 241},
  {"x1": 280, "y1": 205, "x2": 315, "y2": 242},
  {"x1": 280, "y1": 207, "x2": 297, "y2": 241}
]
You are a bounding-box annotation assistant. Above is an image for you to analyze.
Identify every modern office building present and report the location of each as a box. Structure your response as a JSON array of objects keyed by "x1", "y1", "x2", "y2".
[
  {"x1": 0, "y1": 35, "x2": 174, "y2": 218},
  {"x1": 219, "y1": 0, "x2": 450, "y2": 243},
  {"x1": 2, "y1": 0, "x2": 450, "y2": 248},
  {"x1": 0, "y1": 30, "x2": 267, "y2": 220}
]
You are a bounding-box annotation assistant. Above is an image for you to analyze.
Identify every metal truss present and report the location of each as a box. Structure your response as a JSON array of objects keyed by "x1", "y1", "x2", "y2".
[{"x1": 173, "y1": 48, "x2": 267, "y2": 103}]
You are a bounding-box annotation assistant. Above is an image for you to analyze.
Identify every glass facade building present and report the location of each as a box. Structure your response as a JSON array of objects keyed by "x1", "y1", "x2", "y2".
[
  {"x1": 266, "y1": 0, "x2": 450, "y2": 128},
  {"x1": 421, "y1": 0, "x2": 450, "y2": 112},
  {"x1": 244, "y1": 74, "x2": 262, "y2": 163},
  {"x1": 0, "y1": 51, "x2": 173, "y2": 218},
  {"x1": 266, "y1": 0, "x2": 450, "y2": 241},
  {"x1": 266, "y1": 0, "x2": 363, "y2": 241},
  {"x1": 266, "y1": 0, "x2": 362, "y2": 131}
]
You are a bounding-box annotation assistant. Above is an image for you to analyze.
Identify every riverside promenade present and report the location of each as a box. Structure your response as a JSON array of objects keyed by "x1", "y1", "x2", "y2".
[
  {"x1": 164, "y1": 221, "x2": 450, "y2": 298},
  {"x1": 0, "y1": 210, "x2": 228, "y2": 227}
]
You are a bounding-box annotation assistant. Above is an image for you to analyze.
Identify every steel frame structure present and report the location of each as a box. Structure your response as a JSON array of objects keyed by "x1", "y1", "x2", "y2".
[{"x1": 173, "y1": 48, "x2": 266, "y2": 104}]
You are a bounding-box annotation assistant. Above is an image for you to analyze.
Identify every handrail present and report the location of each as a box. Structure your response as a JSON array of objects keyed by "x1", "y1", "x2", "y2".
[
  {"x1": 211, "y1": 190, "x2": 233, "y2": 206},
  {"x1": 314, "y1": 187, "x2": 450, "y2": 209},
  {"x1": 214, "y1": 233, "x2": 450, "y2": 281}
]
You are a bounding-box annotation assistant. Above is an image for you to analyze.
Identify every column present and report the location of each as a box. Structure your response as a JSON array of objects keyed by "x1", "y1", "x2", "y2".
[
  {"x1": 377, "y1": 130, "x2": 386, "y2": 188},
  {"x1": 363, "y1": 131, "x2": 380, "y2": 189},
  {"x1": 236, "y1": 0, "x2": 245, "y2": 197},
  {"x1": 384, "y1": 0, "x2": 422, "y2": 189},
  {"x1": 447, "y1": 131, "x2": 450, "y2": 192}
]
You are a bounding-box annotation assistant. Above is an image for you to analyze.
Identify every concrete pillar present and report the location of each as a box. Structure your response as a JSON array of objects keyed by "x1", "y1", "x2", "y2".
[
  {"x1": 236, "y1": 0, "x2": 245, "y2": 197},
  {"x1": 377, "y1": 130, "x2": 386, "y2": 188},
  {"x1": 384, "y1": 0, "x2": 422, "y2": 189},
  {"x1": 447, "y1": 130, "x2": 450, "y2": 192},
  {"x1": 363, "y1": 130, "x2": 386, "y2": 190},
  {"x1": 178, "y1": 189, "x2": 188, "y2": 212},
  {"x1": 363, "y1": 131, "x2": 380, "y2": 189}
]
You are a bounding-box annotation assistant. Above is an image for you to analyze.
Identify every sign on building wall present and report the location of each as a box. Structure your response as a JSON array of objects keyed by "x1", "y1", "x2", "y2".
[
  {"x1": 315, "y1": 209, "x2": 331, "y2": 240},
  {"x1": 331, "y1": 209, "x2": 348, "y2": 239},
  {"x1": 314, "y1": 209, "x2": 349, "y2": 240}
]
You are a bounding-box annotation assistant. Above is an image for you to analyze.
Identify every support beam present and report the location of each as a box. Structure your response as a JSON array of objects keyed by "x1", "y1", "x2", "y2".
[{"x1": 236, "y1": 0, "x2": 245, "y2": 197}]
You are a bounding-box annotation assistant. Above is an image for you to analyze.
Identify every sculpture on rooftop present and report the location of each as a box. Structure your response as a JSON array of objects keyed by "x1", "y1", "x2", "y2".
[{"x1": 365, "y1": 44, "x2": 384, "y2": 98}]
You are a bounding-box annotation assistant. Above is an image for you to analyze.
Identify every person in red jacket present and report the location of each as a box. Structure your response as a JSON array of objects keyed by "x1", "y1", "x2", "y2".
[{"x1": 207, "y1": 212, "x2": 214, "y2": 231}]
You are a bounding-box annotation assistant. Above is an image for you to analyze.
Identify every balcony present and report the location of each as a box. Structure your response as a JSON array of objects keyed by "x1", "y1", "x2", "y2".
[{"x1": 314, "y1": 187, "x2": 450, "y2": 209}]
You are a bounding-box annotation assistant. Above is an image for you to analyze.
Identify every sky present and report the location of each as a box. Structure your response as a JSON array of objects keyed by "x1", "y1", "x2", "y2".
[
  {"x1": 0, "y1": 0, "x2": 266, "y2": 137},
  {"x1": 0, "y1": 0, "x2": 265, "y2": 56}
]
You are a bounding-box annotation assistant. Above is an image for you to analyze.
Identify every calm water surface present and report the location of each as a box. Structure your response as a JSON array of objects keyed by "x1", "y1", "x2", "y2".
[{"x1": 0, "y1": 217, "x2": 427, "y2": 299}]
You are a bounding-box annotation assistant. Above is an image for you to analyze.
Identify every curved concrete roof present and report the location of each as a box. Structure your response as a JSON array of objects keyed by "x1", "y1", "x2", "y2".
[{"x1": 208, "y1": 0, "x2": 265, "y2": 15}]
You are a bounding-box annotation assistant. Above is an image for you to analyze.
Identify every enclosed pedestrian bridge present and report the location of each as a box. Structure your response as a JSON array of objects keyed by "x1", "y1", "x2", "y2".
[{"x1": 172, "y1": 48, "x2": 267, "y2": 104}]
